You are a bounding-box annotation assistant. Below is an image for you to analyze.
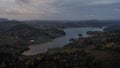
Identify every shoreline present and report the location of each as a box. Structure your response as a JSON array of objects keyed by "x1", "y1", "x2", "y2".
[{"x1": 22, "y1": 27, "x2": 105, "y2": 56}]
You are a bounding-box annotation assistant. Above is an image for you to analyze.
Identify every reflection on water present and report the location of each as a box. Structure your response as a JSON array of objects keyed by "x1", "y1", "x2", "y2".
[{"x1": 22, "y1": 27, "x2": 104, "y2": 56}]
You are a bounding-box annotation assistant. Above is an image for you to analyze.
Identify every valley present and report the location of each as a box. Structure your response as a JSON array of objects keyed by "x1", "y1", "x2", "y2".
[{"x1": 0, "y1": 19, "x2": 120, "y2": 68}]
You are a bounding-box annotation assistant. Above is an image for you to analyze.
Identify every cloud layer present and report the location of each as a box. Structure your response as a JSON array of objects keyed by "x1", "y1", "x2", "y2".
[{"x1": 0, "y1": 0, "x2": 120, "y2": 20}]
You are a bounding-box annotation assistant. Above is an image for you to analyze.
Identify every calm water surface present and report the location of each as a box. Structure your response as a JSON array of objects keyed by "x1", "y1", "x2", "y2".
[{"x1": 22, "y1": 27, "x2": 104, "y2": 56}]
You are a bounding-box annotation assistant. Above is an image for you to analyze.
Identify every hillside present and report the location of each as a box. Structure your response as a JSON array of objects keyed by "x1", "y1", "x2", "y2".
[
  {"x1": 0, "y1": 20, "x2": 119, "y2": 68},
  {"x1": 0, "y1": 18, "x2": 8, "y2": 22},
  {"x1": 3, "y1": 24, "x2": 65, "y2": 44},
  {"x1": 35, "y1": 30, "x2": 120, "y2": 68},
  {"x1": 0, "y1": 23, "x2": 65, "y2": 56},
  {"x1": 0, "y1": 20, "x2": 23, "y2": 30},
  {"x1": 104, "y1": 25, "x2": 120, "y2": 31},
  {"x1": 0, "y1": 26, "x2": 119, "y2": 68}
]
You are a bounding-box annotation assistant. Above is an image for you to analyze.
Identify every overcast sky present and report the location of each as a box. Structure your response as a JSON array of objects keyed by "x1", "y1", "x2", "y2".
[{"x1": 0, "y1": 0, "x2": 120, "y2": 20}]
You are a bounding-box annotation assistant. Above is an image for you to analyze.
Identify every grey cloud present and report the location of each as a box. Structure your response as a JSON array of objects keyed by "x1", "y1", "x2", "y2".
[
  {"x1": 15, "y1": 0, "x2": 31, "y2": 4},
  {"x1": 0, "y1": 0, "x2": 120, "y2": 20},
  {"x1": 49, "y1": 0, "x2": 120, "y2": 20},
  {"x1": 0, "y1": 9, "x2": 25, "y2": 15}
]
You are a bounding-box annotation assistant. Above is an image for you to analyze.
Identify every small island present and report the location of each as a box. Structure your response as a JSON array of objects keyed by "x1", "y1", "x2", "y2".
[{"x1": 78, "y1": 34, "x2": 82, "y2": 36}]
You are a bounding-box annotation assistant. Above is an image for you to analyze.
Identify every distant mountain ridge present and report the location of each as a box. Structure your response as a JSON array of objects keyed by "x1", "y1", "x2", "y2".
[
  {"x1": 104, "y1": 25, "x2": 120, "y2": 31},
  {"x1": 0, "y1": 21, "x2": 65, "y2": 45},
  {"x1": 0, "y1": 18, "x2": 9, "y2": 22},
  {"x1": 0, "y1": 20, "x2": 23, "y2": 30}
]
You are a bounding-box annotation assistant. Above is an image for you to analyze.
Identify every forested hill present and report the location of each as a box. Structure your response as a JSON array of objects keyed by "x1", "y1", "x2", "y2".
[
  {"x1": 0, "y1": 20, "x2": 65, "y2": 56},
  {"x1": 0, "y1": 18, "x2": 8, "y2": 22},
  {"x1": 104, "y1": 25, "x2": 120, "y2": 31},
  {"x1": 0, "y1": 20, "x2": 23, "y2": 30}
]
